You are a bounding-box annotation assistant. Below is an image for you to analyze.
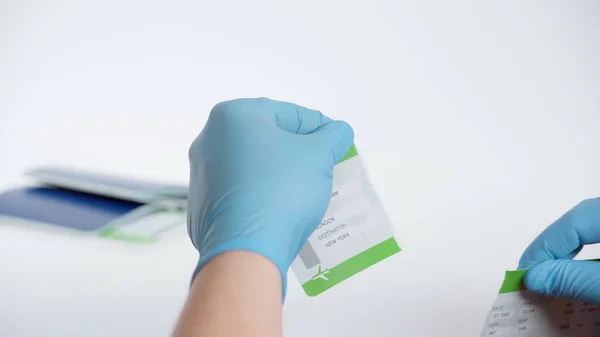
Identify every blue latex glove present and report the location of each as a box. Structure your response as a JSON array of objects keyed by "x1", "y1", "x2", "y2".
[
  {"x1": 187, "y1": 97, "x2": 354, "y2": 296},
  {"x1": 519, "y1": 198, "x2": 600, "y2": 303}
]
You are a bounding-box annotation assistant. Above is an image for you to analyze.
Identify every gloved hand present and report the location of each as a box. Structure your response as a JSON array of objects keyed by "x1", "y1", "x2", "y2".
[
  {"x1": 187, "y1": 97, "x2": 354, "y2": 296},
  {"x1": 519, "y1": 198, "x2": 600, "y2": 303}
]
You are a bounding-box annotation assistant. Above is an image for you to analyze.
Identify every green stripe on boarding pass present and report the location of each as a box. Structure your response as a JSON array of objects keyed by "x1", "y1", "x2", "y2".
[
  {"x1": 338, "y1": 144, "x2": 358, "y2": 164},
  {"x1": 301, "y1": 237, "x2": 401, "y2": 296}
]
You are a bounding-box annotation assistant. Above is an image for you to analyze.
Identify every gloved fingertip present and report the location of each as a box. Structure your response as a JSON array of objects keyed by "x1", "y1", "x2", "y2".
[
  {"x1": 523, "y1": 260, "x2": 556, "y2": 295},
  {"x1": 311, "y1": 120, "x2": 354, "y2": 165},
  {"x1": 518, "y1": 254, "x2": 535, "y2": 270},
  {"x1": 332, "y1": 120, "x2": 355, "y2": 141},
  {"x1": 325, "y1": 120, "x2": 354, "y2": 151},
  {"x1": 329, "y1": 120, "x2": 354, "y2": 163}
]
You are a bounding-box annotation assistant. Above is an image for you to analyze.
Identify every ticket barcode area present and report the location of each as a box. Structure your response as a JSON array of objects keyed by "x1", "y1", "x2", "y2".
[{"x1": 298, "y1": 241, "x2": 320, "y2": 270}]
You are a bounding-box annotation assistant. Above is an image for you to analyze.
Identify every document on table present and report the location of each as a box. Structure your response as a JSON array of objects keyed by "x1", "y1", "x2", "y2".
[{"x1": 481, "y1": 269, "x2": 600, "y2": 336}]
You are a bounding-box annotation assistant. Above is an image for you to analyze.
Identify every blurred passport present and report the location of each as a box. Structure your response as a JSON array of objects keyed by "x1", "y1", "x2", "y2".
[{"x1": 0, "y1": 167, "x2": 188, "y2": 244}]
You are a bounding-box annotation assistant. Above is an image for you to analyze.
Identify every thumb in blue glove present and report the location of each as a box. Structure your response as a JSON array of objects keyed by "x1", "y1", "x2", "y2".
[
  {"x1": 519, "y1": 198, "x2": 600, "y2": 303},
  {"x1": 187, "y1": 97, "x2": 354, "y2": 297}
]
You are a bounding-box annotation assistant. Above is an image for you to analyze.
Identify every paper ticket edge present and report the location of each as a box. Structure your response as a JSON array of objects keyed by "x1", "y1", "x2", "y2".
[{"x1": 301, "y1": 237, "x2": 401, "y2": 296}]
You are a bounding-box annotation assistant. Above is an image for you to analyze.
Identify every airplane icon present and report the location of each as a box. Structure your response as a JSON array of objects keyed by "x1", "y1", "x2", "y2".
[{"x1": 311, "y1": 265, "x2": 330, "y2": 281}]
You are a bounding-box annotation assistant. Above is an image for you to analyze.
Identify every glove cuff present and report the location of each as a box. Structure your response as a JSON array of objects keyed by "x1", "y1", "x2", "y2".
[{"x1": 191, "y1": 238, "x2": 289, "y2": 301}]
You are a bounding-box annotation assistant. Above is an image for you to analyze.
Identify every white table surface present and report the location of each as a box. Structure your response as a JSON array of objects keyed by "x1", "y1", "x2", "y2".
[{"x1": 1, "y1": 1, "x2": 599, "y2": 336}]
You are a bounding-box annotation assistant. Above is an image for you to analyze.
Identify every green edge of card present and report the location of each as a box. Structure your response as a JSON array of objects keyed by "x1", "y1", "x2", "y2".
[
  {"x1": 498, "y1": 269, "x2": 528, "y2": 294},
  {"x1": 302, "y1": 237, "x2": 401, "y2": 296},
  {"x1": 499, "y1": 259, "x2": 600, "y2": 294},
  {"x1": 338, "y1": 144, "x2": 358, "y2": 164},
  {"x1": 98, "y1": 227, "x2": 157, "y2": 244}
]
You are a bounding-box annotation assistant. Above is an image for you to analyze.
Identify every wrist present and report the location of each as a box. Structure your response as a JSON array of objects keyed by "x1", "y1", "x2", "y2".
[
  {"x1": 177, "y1": 251, "x2": 282, "y2": 337},
  {"x1": 193, "y1": 238, "x2": 290, "y2": 299}
]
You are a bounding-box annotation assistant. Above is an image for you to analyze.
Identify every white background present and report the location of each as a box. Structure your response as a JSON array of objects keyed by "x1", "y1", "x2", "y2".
[{"x1": 1, "y1": 1, "x2": 599, "y2": 336}]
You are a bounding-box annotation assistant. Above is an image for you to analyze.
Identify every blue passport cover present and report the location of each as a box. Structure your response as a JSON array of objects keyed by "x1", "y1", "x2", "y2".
[{"x1": 0, "y1": 187, "x2": 142, "y2": 231}]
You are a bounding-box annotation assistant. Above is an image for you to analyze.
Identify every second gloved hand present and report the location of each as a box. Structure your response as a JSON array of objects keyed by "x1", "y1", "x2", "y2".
[
  {"x1": 519, "y1": 198, "x2": 600, "y2": 303},
  {"x1": 187, "y1": 98, "x2": 354, "y2": 296}
]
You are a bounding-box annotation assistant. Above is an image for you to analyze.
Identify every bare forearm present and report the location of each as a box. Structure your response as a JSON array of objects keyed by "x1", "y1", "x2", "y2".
[{"x1": 172, "y1": 251, "x2": 282, "y2": 337}]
